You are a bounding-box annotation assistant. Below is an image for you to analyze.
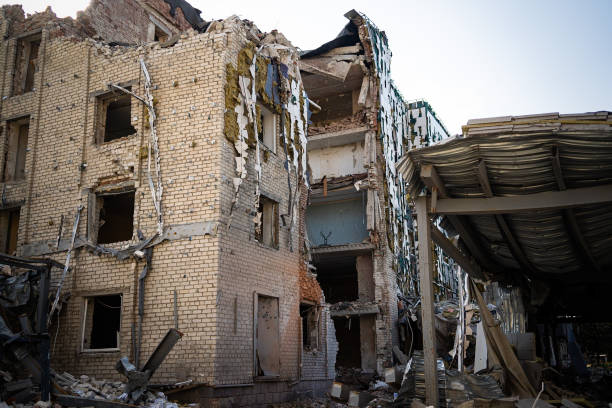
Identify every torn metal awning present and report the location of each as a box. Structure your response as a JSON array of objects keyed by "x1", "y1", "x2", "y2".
[{"x1": 397, "y1": 111, "x2": 612, "y2": 290}]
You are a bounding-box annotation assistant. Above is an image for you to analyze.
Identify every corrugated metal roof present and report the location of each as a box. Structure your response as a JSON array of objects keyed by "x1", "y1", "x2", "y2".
[{"x1": 397, "y1": 111, "x2": 612, "y2": 278}]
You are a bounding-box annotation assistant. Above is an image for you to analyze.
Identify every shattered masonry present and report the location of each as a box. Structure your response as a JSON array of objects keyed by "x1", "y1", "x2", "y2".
[
  {"x1": 0, "y1": 1, "x2": 335, "y2": 405},
  {"x1": 301, "y1": 10, "x2": 456, "y2": 376},
  {"x1": 0, "y1": 0, "x2": 461, "y2": 406},
  {"x1": 361, "y1": 15, "x2": 454, "y2": 297}
]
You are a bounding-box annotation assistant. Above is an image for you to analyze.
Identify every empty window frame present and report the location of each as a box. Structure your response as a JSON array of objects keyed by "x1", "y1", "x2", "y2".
[
  {"x1": 257, "y1": 104, "x2": 276, "y2": 152},
  {"x1": 147, "y1": 16, "x2": 171, "y2": 43},
  {"x1": 300, "y1": 302, "x2": 320, "y2": 351},
  {"x1": 254, "y1": 294, "x2": 280, "y2": 377},
  {"x1": 12, "y1": 34, "x2": 41, "y2": 96},
  {"x1": 90, "y1": 190, "x2": 135, "y2": 244},
  {"x1": 95, "y1": 90, "x2": 136, "y2": 143},
  {"x1": 3, "y1": 117, "x2": 30, "y2": 182},
  {"x1": 154, "y1": 25, "x2": 169, "y2": 43},
  {"x1": 0, "y1": 208, "x2": 20, "y2": 255},
  {"x1": 255, "y1": 196, "x2": 279, "y2": 248},
  {"x1": 82, "y1": 294, "x2": 122, "y2": 351}
]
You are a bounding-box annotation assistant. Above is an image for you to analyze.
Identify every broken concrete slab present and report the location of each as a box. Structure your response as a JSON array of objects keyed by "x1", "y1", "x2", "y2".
[
  {"x1": 330, "y1": 381, "x2": 351, "y2": 401},
  {"x1": 347, "y1": 390, "x2": 374, "y2": 407},
  {"x1": 384, "y1": 365, "x2": 405, "y2": 386}
]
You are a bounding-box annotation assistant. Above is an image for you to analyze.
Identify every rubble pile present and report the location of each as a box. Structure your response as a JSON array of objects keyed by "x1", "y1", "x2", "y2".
[
  {"x1": 53, "y1": 372, "x2": 181, "y2": 407},
  {"x1": 0, "y1": 370, "x2": 184, "y2": 408},
  {"x1": 308, "y1": 111, "x2": 368, "y2": 136},
  {"x1": 54, "y1": 372, "x2": 125, "y2": 400}
]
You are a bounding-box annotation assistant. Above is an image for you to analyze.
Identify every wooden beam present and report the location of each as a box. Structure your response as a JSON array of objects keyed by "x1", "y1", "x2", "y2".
[
  {"x1": 552, "y1": 149, "x2": 601, "y2": 273},
  {"x1": 298, "y1": 59, "x2": 351, "y2": 82},
  {"x1": 431, "y1": 226, "x2": 485, "y2": 280},
  {"x1": 551, "y1": 148, "x2": 567, "y2": 190},
  {"x1": 432, "y1": 184, "x2": 612, "y2": 215},
  {"x1": 415, "y1": 196, "x2": 439, "y2": 407},
  {"x1": 494, "y1": 214, "x2": 536, "y2": 274},
  {"x1": 420, "y1": 164, "x2": 448, "y2": 198},
  {"x1": 476, "y1": 160, "x2": 494, "y2": 197},
  {"x1": 447, "y1": 216, "x2": 497, "y2": 274},
  {"x1": 321, "y1": 43, "x2": 362, "y2": 56},
  {"x1": 478, "y1": 160, "x2": 537, "y2": 274},
  {"x1": 420, "y1": 164, "x2": 496, "y2": 273}
]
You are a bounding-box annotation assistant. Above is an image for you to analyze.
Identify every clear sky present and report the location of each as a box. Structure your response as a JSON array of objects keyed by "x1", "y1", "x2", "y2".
[{"x1": 8, "y1": 0, "x2": 612, "y2": 134}]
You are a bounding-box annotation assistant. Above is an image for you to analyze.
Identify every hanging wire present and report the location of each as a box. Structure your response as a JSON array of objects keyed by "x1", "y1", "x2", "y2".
[{"x1": 95, "y1": 298, "x2": 122, "y2": 309}]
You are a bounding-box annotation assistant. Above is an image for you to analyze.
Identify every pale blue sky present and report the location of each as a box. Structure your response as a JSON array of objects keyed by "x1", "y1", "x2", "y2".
[{"x1": 8, "y1": 0, "x2": 612, "y2": 134}]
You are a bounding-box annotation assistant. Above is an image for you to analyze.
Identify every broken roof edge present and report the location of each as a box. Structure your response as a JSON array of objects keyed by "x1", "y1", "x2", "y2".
[
  {"x1": 407, "y1": 98, "x2": 452, "y2": 138},
  {"x1": 151, "y1": 0, "x2": 204, "y2": 29},
  {"x1": 2, "y1": 10, "x2": 293, "y2": 61},
  {"x1": 1, "y1": 0, "x2": 205, "y2": 44},
  {"x1": 463, "y1": 111, "x2": 611, "y2": 134},
  {"x1": 299, "y1": 9, "x2": 369, "y2": 59}
]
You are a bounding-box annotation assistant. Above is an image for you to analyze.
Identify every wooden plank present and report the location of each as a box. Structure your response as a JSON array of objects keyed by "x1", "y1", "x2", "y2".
[
  {"x1": 477, "y1": 160, "x2": 494, "y2": 197},
  {"x1": 415, "y1": 196, "x2": 438, "y2": 406},
  {"x1": 552, "y1": 149, "x2": 601, "y2": 273},
  {"x1": 420, "y1": 164, "x2": 496, "y2": 274},
  {"x1": 478, "y1": 160, "x2": 537, "y2": 274},
  {"x1": 321, "y1": 43, "x2": 362, "y2": 56},
  {"x1": 433, "y1": 184, "x2": 612, "y2": 215},
  {"x1": 474, "y1": 321, "x2": 487, "y2": 372},
  {"x1": 298, "y1": 59, "x2": 351, "y2": 82},
  {"x1": 431, "y1": 226, "x2": 485, "y2": 280},
  {"x1": 420, "y1": 164, "x2": 448, "y2": 198}
]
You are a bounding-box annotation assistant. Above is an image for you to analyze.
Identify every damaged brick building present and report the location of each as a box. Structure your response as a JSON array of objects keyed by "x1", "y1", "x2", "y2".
[
  {"x1": 0, "y1": 1, "x2": 456, "y2": 406},
  {"x1": 300, "y1": 12, "x2": 454, "y2": 375}
]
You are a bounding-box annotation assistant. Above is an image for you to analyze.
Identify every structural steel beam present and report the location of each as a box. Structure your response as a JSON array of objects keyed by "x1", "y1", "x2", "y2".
[
  {"x1": 477, "y1": 160, "x2": 537, "y2": 274},
  {"x1": 432, "y1": 184, "x2": 612, "y2": 215},
  {"x1": 551, "y1": 148, "x2": 601, "y2": 273},
  {"x1": 415, "y1": 196, "x2": 439, "y2": 407},
  {"x1": 420, "y1": 164, "x2": 497, "y2": 274},
  {"x1": 431, "y1": 226, "x2": 485, "y2": 280}
]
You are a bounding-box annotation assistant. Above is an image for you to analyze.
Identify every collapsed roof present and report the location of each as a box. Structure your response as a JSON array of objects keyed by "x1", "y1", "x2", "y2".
[{"x1": 398, "y1": 111, "x2": 612, "y2": 319}]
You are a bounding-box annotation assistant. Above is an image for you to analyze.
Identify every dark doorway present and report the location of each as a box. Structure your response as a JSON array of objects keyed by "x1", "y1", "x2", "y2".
[
  {"x1": 333, "y1": 316, "x2": 361, "y2": 368},
  {"x1": 313, "y1": 254, "x2": 358, "y2": 303}
]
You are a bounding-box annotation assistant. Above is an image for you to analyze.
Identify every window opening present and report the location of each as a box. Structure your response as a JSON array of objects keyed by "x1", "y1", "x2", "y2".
[
  {"x1": 82, "y1": 294, "x2": 122, "y2": 350},
  {"x1": 256, "y1": 196, "x2": 279, "y2": 248},
  {"x1": 154, "y1": 26, "x2": 169, "y2": 42},
  {"x1": 300, "y1": 302, "x2": 319, "y2": 351},
  {"x1": 0, "y1": 209, "x2": 20, "y2": 254},
  {"x1": 96, "y1": 90, "x2": 136, "y2": 143},
  {"x1": 257, "y1": 104, "x2": 277, "y2": 152},
  {"x1": 96, "y1": 191, "x2": 135, "y2": 244},
  {"x1": 3, "y1": 117, "x2": 29, "y2": 182},
  {"x1": 12, "y1": 35, "x2": 40, "y2": 96}
]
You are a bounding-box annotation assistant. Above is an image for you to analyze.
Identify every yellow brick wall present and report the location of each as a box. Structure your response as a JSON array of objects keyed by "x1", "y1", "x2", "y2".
[
  {"x1": 0, "y1": 10, "x2": 320, "y2": 389},
  {"x1": 0, "y1": 25, "x2": 229, "y2": 383},
  {"x1": 213, "y1": 27, "x2": 304, "y2": 385}
]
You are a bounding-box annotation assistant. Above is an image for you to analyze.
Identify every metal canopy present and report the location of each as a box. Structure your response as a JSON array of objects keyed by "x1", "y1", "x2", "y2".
[{"x1": 397, "y1": 111, "x2": 612, "y2": 283}]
